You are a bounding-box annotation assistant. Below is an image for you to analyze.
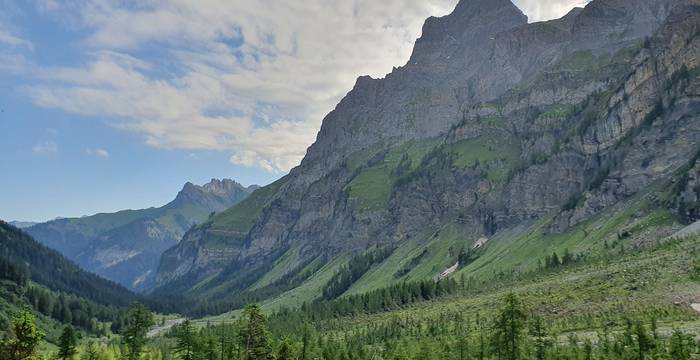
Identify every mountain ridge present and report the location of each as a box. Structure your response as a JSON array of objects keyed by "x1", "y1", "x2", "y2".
[{"x1": 25, "y1": 178, "x2": 257, "y2": 291}]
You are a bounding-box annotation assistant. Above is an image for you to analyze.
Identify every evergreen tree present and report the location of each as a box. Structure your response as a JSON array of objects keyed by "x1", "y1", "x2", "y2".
[
  {"x1": 634, "y1": 321, "x2": 652, "y2": 360},
  {"x1": 240, "y1": 304, "x2": 273, "y2": 360},
  {"x1": 669, "y1": 329, "x2": 692, "y2": 360},
  {"x1": 0, "y1": 307, "x2": 45, "y2": 360},
  {"x1": 491, "y1": 293, "x2": 526, "y2": 360},
  {"x1": 300, "y1": 322, "x2": 310, "y2": 360},
  {"x1": 276, "y1": 337, "x2": 296, "y2": 360},
  {"x1": 529, "y1": 316, "x2": 549, "y2": 360},
  {"x1": 58, "y1": 325, "x2": 78, "y2": 360},
  {"x1": 80, "y1": 342, "x2": 101, "y2": 360},
  {"x1": 174, "y1": 320, "x2": 196, "y2": 360},
  {"x1": 122, "y1": 303, "x2": 154, "y2": 360}
]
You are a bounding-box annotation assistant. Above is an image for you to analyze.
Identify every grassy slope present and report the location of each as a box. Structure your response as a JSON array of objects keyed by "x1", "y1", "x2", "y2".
[
  {"x1": 206, "y1": 177, "x2": 286, "y2": 245},
  {"x1": 193, "y1": 255, "x2": 349, "y2": 326},
  {"x1": 319, "y1": 234, "x2": 700, "y2": 337},
  {"x1": 345, "y1": 139, "x2": 442, "y2": 211},
  {"x1": 339, "y1": 179, "x2": 678, "y2": 300}
]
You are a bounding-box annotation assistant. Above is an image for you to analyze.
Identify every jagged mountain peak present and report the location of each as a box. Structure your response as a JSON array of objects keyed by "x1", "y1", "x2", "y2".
[
  {"x1": 25, "y1": 177, "x2": 257, "y2": 291},
  {"x1": 173, "y1": 178, "x2": 256, "y2": 210},
  {"x1": 409, "y1": 0, "x2": 526, "y2": 66}
]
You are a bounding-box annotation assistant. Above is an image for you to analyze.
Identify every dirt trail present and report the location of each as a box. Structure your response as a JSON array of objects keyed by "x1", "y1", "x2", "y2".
[{"x1": 147, "y1": 318, "x2": 186, "y2": 338}]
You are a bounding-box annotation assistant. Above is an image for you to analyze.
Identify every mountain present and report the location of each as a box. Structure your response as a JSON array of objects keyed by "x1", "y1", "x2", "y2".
[
  {"x1": 8, "y1": 221, "x2": 38, "y2": 228},
  {"x1": 25, "y1": 178, "x2": 257, "y2": 291},
  {"x1": 152, "y1": 0, "x2": 700, "y2": 316}
]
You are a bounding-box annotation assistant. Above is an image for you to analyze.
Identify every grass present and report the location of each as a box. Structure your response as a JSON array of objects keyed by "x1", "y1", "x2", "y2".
[
  {"x1": 345, "y1": 167, "x2": 393, "y2": 211},
  {"x1": 344, "y1": 135, "x2": 519, "y2": 211},
  {"x1": 345, "y1": 139, "x2": 442, "y2": 211},
  {"x1": 444, "y1": 136, "x2": 520, "y2": 182},
  {"x1": 210, "y1": 177, "x2": 286, "y2": 236},
  {"x1": 455, "y1": 184, "x2": 672, "y2": 283},
  {"x1": 342, "y1": 181, "x2": 678, "y2": 301},
  {"x1": 538, "y1": 104, "x2": 576, "y2": 120},
  {"x1": 448, "y1": 138, "x2": 502, "y2": 169},
  {"x1": 193, "y1": 255, "x2": 350, "y2": 326},
  {"x1": 316, "y1": 235, "x2": 700, "y2": 341}
]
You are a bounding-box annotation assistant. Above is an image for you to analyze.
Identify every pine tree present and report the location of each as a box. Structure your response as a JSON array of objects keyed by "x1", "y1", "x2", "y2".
[
  {"x1": 122, "y1": 303, "x2": 154, "y2": 360},
  {"x1": 80, "y1": 341, "x2": 101, "y2": 360},
  {"x1": 58, "y1": 325, "x2": 78, "y2": 360},
  {"x1": 300, "y1": 322, "x2": 310, "y2": 360},
  {"x1": 276, "y1": 337, "x2": 296, "y2": 360},
  {"x1": 0, "y1": 307, "x2": 45, "y2": 360},
  {"x1": 174, "y1": 320, "x2": 196, "y2": 360},
  {"x1": 634, "y1": 321, "x2": 652, "y2": 360},
  {"x1": 240, "y1": 304, "x2": 273, "y2": 360},
  {"x1": 530, "y1": 316, "x2": 549, "y2": 360},
  {"x1": 669, "y1": 329, "x2": 692, "y2": 360},
  {"x1": 491, "y1": 293, "x2": 526, "y2": 360}
]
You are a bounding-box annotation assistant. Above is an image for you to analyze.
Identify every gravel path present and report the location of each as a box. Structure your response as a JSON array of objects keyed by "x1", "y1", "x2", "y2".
[{"x1": 147, "y1": 318, "x2": 186, "y2": 338}]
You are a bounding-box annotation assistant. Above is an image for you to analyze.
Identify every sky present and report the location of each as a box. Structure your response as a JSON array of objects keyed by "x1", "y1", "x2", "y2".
[{"x1": 1, "y1": 0, "x2": 590, "y2": 222}]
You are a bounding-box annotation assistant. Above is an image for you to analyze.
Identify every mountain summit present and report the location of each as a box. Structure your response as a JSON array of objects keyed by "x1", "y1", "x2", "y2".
[{"x1": 25, "y1": 178, "x2": 257, "y2": 290}]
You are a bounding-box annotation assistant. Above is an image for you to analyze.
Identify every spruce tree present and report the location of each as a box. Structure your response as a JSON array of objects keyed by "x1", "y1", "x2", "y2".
[
  {"x1": 174, "y1": 320, "x2": 196, "y2": 360},
  {"x1": 276, "y1": 337, "x2": 296, "y2": 360},
  {"x1": 634, "y1": 321, "x2": 652, "y2": 360},
  {"x1": 492, "y1": 293, "x2": 526, "y2": 360},
  {"x1": 58, "y1": 325, "x2": 78, "y2": 360},
  {"x1": 530, "y1": 316, "x2": 549, "y2": 360},
  {"x1": 80, "y1": 341, "x2": 101, "y2": 360},
  {"x1": 669, "y1": 329, "x2": 692, "y2": 360},
  {"x1": 241, "y1": 304, "x2": 273, "y2": 360},
  {"x1": 122, "y1": 303, "x2": 154, "y2": 360},
  {"x1": 0, "y1": 308, "x2": 45, "y2": 360}
]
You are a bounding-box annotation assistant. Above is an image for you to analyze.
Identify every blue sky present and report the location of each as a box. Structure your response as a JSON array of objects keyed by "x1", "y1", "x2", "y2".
[{"x1": 1, "y1": 0, "x2": 587, "y2": 222}]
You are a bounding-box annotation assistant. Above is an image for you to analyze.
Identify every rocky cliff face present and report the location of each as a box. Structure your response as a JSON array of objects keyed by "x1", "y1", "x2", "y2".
[
  {"x1": 25, "y1": 178, "x2": 256, "y2": 290},
  {"x1": 153, "y1": 0, "x2": 700, "y2": 303}
]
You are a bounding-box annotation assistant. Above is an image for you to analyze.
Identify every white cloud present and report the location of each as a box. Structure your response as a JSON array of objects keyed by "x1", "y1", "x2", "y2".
[
  {"x1": 515, "y1": 0, "x2": 591, "y2": 22},
  {"x1": 85, "y1": 147, "x2": 110, "y2": 159},
  {"x1": 19, "y1": 0, "x2": 587, "y2": 172},
  {"x1": 0, "y1": 21, "x2": 33, "y2": 73},
  {"x1": 0, "y1": 29, "x2": 34, "y2": 50},
  {"x1": 32, "y1": 141, "x2": 58, "y2": 154},
  {"x1": 22, "y1": 0, "x2": 459, "y2": 173},
  {"x1": 95, "y1": 148, "x2": 109, "y2": 158}
]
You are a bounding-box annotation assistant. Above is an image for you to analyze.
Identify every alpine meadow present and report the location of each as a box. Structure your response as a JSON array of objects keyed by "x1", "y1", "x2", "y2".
[{"x1": 2, "y1": 0, "x2": 700, "y2": 359}]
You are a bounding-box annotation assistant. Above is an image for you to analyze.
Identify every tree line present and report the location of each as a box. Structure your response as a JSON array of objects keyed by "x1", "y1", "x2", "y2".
[{"x1": 5, "y1": 292, "x2": 697, "y2": 359}]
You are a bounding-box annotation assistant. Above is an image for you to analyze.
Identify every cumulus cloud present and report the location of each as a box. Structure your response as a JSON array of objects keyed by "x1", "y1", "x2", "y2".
[
  {"x1": 19, "y1": 0, "x2": 587, "y2": 172},
  {"x1": 32, "y1": 141, "x2": 58, "y2": 154}
]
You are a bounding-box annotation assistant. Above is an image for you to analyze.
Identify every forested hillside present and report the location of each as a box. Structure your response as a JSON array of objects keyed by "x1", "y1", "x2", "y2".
[{"x1": 0, "y1": 221, "x2": 142, "y2": 352}]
